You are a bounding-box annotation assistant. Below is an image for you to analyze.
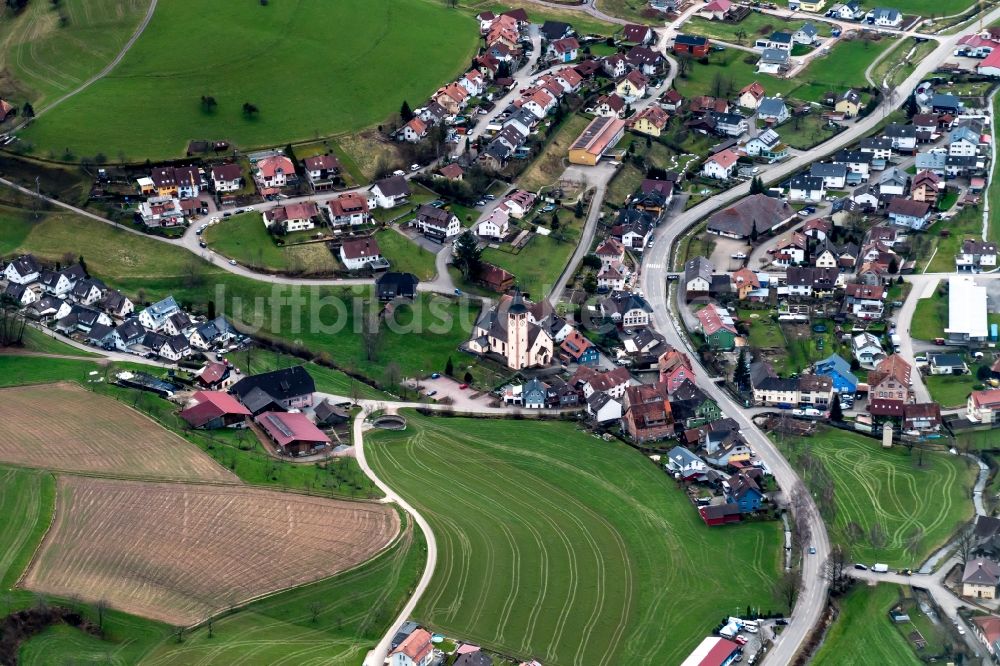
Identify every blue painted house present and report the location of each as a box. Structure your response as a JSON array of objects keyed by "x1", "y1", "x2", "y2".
[
  {"x1": 523, "y1": 378, "x2": 548, "y2": 409},
  {"x1": 814, "y1": 353, "x2": 859, "y2": 395},
  {"x1": 726, "y1": 472, "x2": 765, "y2": 513}
]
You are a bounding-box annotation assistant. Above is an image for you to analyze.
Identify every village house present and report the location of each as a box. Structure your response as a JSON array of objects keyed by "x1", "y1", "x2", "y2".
[
  {"x1": 412, "y1": 204, "x2": 460, "y2": 241},
  {"x1": 701, "y1": 149, "x2": 739, "y2": 180},
  {"x1": 263, "y1": 202, "x2": 319, "y2": 233},
  {"x1": 615, "y1": 70, "x2": 648, "y2": 103},
  {"x1": 707, "y1": 194, "x2": 796, "y2": 239},
  {"x1": 743, "y1": 129, "x2": 789, "y2": 162},
  {"x1": 911, "y1": 170, "x2": 943, "y2": 204},
  {"x1": 868, "y1": 354, "x2": 914, "y2": 404},
  {"x1": 137, "y1": 196, "x2": 184, "y2": 228},
  {"x1": 673, "y1": 34, "x2": 710, "y2": 57},
  {"x1": 758, "y1": 49, "x2": 789, "y2": 74},
  {"x1": 377, "y1": 272, "x2": 419, "y2": 301},
  {"x1": 339, "y1": 237, "x2": 386, "y2": 271},
  {"x1": 957, "y1": 239, "x2": 998, "y2": 272},
  {"x1": 697, "y1": 303, "x2": 737, "y2": 350},
  {"x1": 253, "y1": 155, "x2": 297, "y2": 192},
  {"x1": 601, "y1": 290, "x2": 653, "y2": 328},
  {"x1": 968, "y1": 389, "x2": 1000, "y2": 424},
  {"x1": 629, "y1": 106, "x2": 670, "y2": 137},
  {"x1": 887, "y1": 198, "x2": 931, "y2": 230},
  {"x1": 231, "y1": 366, "x2": 315, "y2": 415},
  {"x1": 369, "y1": 175, "x2": 411, "y2": 209},
  {"x1": 325, "y1": 192, "x2": 370, "y2": 227},
  {"x1": 738, "y1": 81, "x2": 766, "y2": 109},
  {"x1": 964, "y1": 559, "x2": 1000, "y2": 600},
  {"x1": 210, "y1": 163, "x2": 243, "y2": 193},
  {"x1": 302, "y1": 155, "x2": 341, "y2": 191}
]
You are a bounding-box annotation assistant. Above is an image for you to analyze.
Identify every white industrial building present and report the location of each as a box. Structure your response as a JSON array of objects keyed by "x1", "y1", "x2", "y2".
[{"x1": 945, "y1": 276, "x2": 988, "y2": 344}]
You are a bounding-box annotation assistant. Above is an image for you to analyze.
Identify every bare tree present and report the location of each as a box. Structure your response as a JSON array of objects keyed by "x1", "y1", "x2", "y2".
[
  {"x1": 308, "y1": 601, "x2": 324, "y2": 623},
  {"x1": 845, "y1": 521, "x2": 865, "y2": 544},
  {"x1": 95, "y1": 598, "x2": 108, "y2": 634},
  {"x1": 362, "y1": 308, "x2": 382, "y2": 362},
  {"x1": 905, "y1": 527, "x2": 924, "y2": 561},
  {"x1": 869, "y1": 522, "x2": 888, "y2": 559},
  {"x1": 823, "y1": 544, "x2": 852, "y2": 594},
  {"x1": 384, "y1": 362, "x2": 401, "y2": 393},
  {"x1": 956, "y1": 523, "x2": 976, "y2": 568},
  {"x1": 774, "y1": 568, "x2": 801, "y2": 614}
]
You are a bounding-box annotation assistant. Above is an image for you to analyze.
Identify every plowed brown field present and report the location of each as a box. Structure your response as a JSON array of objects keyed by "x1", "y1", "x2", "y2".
[
  {"x1": 0, "y1": 383, "x2": 234, "y2": 482},
  {"x1": 21, "y1": 476, "x2": 400, "y2": 625}
]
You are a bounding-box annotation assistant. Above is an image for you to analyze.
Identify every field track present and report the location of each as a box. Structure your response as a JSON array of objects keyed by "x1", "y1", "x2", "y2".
[
  {"x1": 21, "y1": 476, "x2": 401, "y2": 625},
  {"x1": 0, "y1": 382, "x2": 235, "y2": 482}
]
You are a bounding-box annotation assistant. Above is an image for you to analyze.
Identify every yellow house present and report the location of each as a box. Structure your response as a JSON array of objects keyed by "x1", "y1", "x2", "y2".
[
  {"x1": 834, "y1": 89, "x2": 862, "y2": 118},
  {"x1": 615, "y1": 70, "x2": 648, "y2": 103},
  {"x1": 628, "y1": 107, "x2": 670, "y2": 137},
  {"x1": 963, "y1": 558, "x2": 1000, "y2": 599},
  {"x1": 798, "y1": 0, "x2": 826, "y2": 12}
]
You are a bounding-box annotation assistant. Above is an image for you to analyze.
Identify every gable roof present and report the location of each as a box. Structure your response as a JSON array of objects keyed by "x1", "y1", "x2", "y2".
[
  {"x1": 340, "y1": 236, "x2": 382, "y2": 261},
  {"x1": 256, "y1": 411, "x2": 330, "y2": 447},
  {"x1": 231, "y1": 366, "x2": 315, "y2": 404},
  {"x1": 180, "y1": 391, "x2": 251, "y2": 428}
]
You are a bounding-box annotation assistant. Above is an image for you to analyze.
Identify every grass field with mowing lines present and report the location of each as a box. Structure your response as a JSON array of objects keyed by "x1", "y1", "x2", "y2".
[
  {"x1": 0, "y1": 466, "x2": 54, "y2": 588},
  {"x1": 203, "y1": 212, "x2": 338, "y2": 275},
  {"x1": 781, "y1": 428, "x2": 975, "y2": 567},
  {"x1": 0, "y1": 0, "x2": 150, "y2": 108},
  {"x1": 811, "y1": 583, "x2": 920, "y2": 666},
  {"x1": 368, "y1": 413, "x2": 783, "y2": 666},
  {"x1": 20, "y1": 0, "x2": 478, "y2": 160}
]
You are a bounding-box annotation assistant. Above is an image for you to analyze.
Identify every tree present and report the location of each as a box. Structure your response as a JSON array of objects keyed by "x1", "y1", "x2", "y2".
[
  {"x1": 734, "y1": 347, "x2": 751, "y2": 391},
  {"x1": 583, "y1": 273, "x2": 598, "y2": 294},
  {"x1": 582, "y1": 254, "x2": 602, "y2": 270},
  {"x1": 551, "y1": 212, "x2": 560, "y2": 230},
  {"x1": 463, "y1": 370, "x2": 473, "y2": 384},
  {"x1": 400, "y1": 100, "x2": 414, "y2": 122},
  {"x1": 977, "y1": 365, "x2": 992, "y2": 381},
  {"x1": 735, "y1": 28, "x2": 747, "y2": 45},
  {"x1": 905, "y1": 527, "x2": 924, "y2": 560},
  {"x1": 773, "y1": 569, "x2": 800, "y2": 614},
  {"x1": 453, "y1": 230, "x2": 482, "y2": 278},
  {"x1": 749, "y1": 176, "x2": 765, "y2": 195},
  {"x1": 830, "y1": 393, "x2": 843, "y2": 421},
  {"x1": 956, "y1": 523, "x2": 975, "y2": 568},
  {"x1": 823, "y1": 544, "x2": 852, "y2": 595},
  {"x1": 574, "y1": 199, "x2": 584, "y2": 219},
  {"x1": 308, "y1": 601, "x2": 324, "y2": 623},
  {"x1": 200, "y1": 96, "x2": 218, "y2": 113},
  {"x1": 869, "y1": 522, "x2": 888, "y2": 558},
  {"x1": 362, "y1": 310, "x2": 382, "y2": 362},
  {"x1": 21, "y1": 101, "x2": 34, "y2": 118},
  {"x1": 242, "y1": 102, "x2": 259, "y2": 118},
  {"x1": 445, "y1": 356, "x2": 454, "y2": 377},
  {"x1": 95, "y1": 598, "x2": 108, "y2": 634},
  {"x1": 384, "y1": 362, "x2": 401, "y2": 391}
]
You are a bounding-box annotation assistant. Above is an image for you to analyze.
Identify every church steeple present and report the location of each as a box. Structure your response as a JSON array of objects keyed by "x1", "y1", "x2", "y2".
[{"x1": 508, "y1": 286, "x2": 527, "y2": 314}]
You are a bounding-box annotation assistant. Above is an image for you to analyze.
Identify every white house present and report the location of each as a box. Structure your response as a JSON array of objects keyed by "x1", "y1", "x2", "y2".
[
  {"x1": 339, "y1": 237, "x2": 385, "y2": 271},
  {"x1": 262, "y1": 202, "x2": 318, "y2": 233},
  {"x1": 757, "y1": 97, "x2": 789, "y2": 125},
  {"x1": 792, "y1": 23, "x2": 819, "y2": 45},
  {"x1": 412, "y1": 204, "x2": 461, "y2": 240},
  {"x1": 866, "y1": 7, "x2": 902, "y2": 27},
  {"x1": 253, "y1": 155, "x2": 296, "y2": 190},
  {"x1": 701, "y1": 149, "x2": 739, "y2": 180},
  {"x1": 477, "y1": 206, "x2": 510, "y2": 239},
  {"x1": 758, "y1": 49, "x2": 789, "y2": 74},
  {"x1": 787, "y1": 175, "x2": 826, "y2": 202},
  {"x1": 4, "y1": 255, "x2": 40, "y2": 285},
  {"x1": 389, "y1": 628, "x2": 434, "y2": 666},
  {"x1": 210, "y1": 164, "x2": 243, "y2": 193},
  {"x1": 587, "y1": 392, "x2": 623, "y2": 423},
  {"x1": 138, "y1": 296, "x2": 181, "y2": 331},
  {"x1": 810, "y1": 163, "x2": 849, "y2": 189},
  {"x1": 949, "y1": 126, "x2": 981, "y2": 157},
  {"x1": 738, "y1": 81, "x2": 766, "y2": 109},
  {"x1": 369, "y1": 175, "x2": 411, "y2": 209},
  {"x1": 399, "y1": 117, "x2": 428, "y2": 143},
  {"x1": 852, "y1": 332, "x2": 885, "y2": 368}
]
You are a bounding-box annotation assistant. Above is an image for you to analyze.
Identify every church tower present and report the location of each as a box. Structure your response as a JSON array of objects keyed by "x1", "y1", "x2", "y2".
[{"x1": 507, "y1": 287, "x2": 529, "y2": 369}]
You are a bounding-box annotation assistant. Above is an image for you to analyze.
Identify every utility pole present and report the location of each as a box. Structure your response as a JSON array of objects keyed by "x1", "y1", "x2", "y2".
[{"x1": 33, "y1": 176, "x2": 41, "y2": 220}]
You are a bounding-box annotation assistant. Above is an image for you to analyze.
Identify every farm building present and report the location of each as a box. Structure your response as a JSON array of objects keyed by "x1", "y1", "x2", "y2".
[
  {"x1": 698, "y1": 504, "x2": 741, "y2": 527},
  {"x1": 180, "y1": 391, "x2": 251, "y2": 429},
  {"x1": 680, "y1": 636, "x2": 741, "y2": 665},
  {"x1": 255, "y1": 411, "x2": 331, "y2": 456},
  {"x1": 231, "y1": 366, "x2": 316, "y2": 415},
  {"x1": 568, "y1": 116, "x2": 626, "y2": 166}
]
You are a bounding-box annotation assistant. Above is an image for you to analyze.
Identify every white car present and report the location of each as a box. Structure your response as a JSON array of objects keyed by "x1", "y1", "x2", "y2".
[
  {"x1": 410, "y1": 163, "x2": 421, "y2": 172},
  {"x1": 393, "y1": 169, "x2": 406, "y2": 176}
]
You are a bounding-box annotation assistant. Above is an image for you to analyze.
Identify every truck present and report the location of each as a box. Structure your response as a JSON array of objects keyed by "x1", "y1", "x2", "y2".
[{"x1": 872, "y1": 563, "x2": 889, "y2": 573}]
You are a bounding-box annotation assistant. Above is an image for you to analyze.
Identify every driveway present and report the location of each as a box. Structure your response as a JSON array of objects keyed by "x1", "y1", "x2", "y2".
[{"x1": 416, "y1": 375, "x2": 496, "y2": 410}]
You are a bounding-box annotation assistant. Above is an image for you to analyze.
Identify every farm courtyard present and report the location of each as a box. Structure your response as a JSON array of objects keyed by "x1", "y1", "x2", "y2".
[{"x1": 367, "y1": 413, "x2": 783, "y2": 666}]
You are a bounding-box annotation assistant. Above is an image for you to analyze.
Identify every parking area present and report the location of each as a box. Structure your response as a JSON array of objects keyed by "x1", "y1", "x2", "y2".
[
  {"x1": 708, "y1": 236, "x2": 751, "y2": 273},
  {"x1": 416, "y1": 375, "x2": 496, "y2": 410}
]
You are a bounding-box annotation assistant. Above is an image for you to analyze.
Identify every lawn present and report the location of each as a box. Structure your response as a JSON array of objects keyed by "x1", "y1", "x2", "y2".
[
  {"x1": 0, "y1": 466, "x2": 55, "y2": 589},
  {"x1": 18, "y1": 326, "x2": 100, "y2": 357},
  {"x1": 368, "y1": 413, "x2": 783, "y2": 666},
  {"x1": 0, "y1": 0, "x2": 151, "y2": 109},
  {"x1": 518, "y1": 113, "x2": 589, "y2": 193},
  {"x1": 685, "y1": 13, "x2": 831, "y2": 45},
  {"x1": 375, "y1": 229, "x2": 438, "y2": 281},
  {"x1": 925, "y1": 373, "x2": 979, "y2": 408},
  {"x1": 19, "y1": 0, "x2": 479, "y2": 160},
  {"x1": 464, "y1": 1, "x2": 619, "y2": 35},
  {"x1": 991, "y1": 87, "x2": 1000, "y2": 246},
  {"x1": 925, "y1": 206, "x2": 983, "y2": 273},
  {"x1": 811, "y1": 584, "x2": 921, "y2": 666},
  {"x1": 483, "y1": 218, "x2": 582, "y2": 300},
  {"x1": 780, "y1": 428, "x2": 975, "y2": 568},
  {"x1": 605, "y1": 160, "x2": 645, "y2": 207},
  {"x1": 776, "y1": 113, "x2": 843, "y2": 150},
  {"x1": 911, "y1": 289, "x2": 947, "y2": 341},
  {"x1": 739, "y1": 310, "x2": 785, "y2": 349},
  {"x1": 791, "y1": 37, "x2": 898, "y2": 103},
  {"x1": 230, "y1": 350, "x2": 390, "y2": 400},
  {"x1": 203, "y1": 213, "x2": 338, "y2": 275},
  {"x1": 672, "y1": 49, "x2": 799, "y2": 100},
  {"x1": 3, "y1": 211, "x2": 475, "y2": 388}
]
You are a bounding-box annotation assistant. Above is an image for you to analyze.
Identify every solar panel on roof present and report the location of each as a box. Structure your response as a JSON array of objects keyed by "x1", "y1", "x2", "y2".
[{"x1": 265, "y1": 413, "x2": 294, "y2": 438}]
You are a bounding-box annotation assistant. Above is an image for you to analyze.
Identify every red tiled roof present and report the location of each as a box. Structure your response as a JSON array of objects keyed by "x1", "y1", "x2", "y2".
[
  {"x1": 340, "y1": 236, "x2": 381, "y2": 260},
  {"x1": 438, "y1": 163, "x2": 464, "y2": 179},
  {"x1": 972, "y1": 389, "x2": 1000, "y2": 409},
  {"x1": 255, "y1": 411, "x2": 330, "y2": 447},
  {"x1": 303, "y1": 154, "x2": 341, "y2": 171},
  {"x1": 393, "y1": 629, "x2": 434, "y2": 662},
  {"x1": 180, "y1": 391, "x2": 250, "y2": 428},
  {"x1": 198, "y1": 361, "x2": 228, "y2": 385},
  {"x1": 740, "y1": 81, "x2": 765, "y2": 100}
]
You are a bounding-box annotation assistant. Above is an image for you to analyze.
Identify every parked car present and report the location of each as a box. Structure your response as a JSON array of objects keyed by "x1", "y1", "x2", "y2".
[
  {"x1": 484, "y1": 194, "x2": 496, "y2": 200},
  {"x1": 393, "y1": 170, "x2": 406, "y2": 176},
  {"x1": 431, "y1": 373, "x2": 441, "y2": 379},
  {"x1": 808, "y1": 546, "x2": 816, "y2": 554},
  {"x1": 735, "y1": 636, "x2": 748, "y2": 646},
  {"x1": 775, "y1": 618, "x2": 788, "y2": 625},
  {"x1": 199, "y1": 241, "x2": 207, "y2": 248},
  {"x1": 426, "y1": 389, "x2": 437, "y2": 397},
  {"x1": 228, "y1": 259, "x2": 237, "y2": 265},
  {"x1": 410, "y1": 163, "x2": 421, "y2": 171},
  {"x1": 854, "y1": 563, "x2": 868, "y2": 570},
  {"x1": 459, "y1": 383, "x2": 469, "y2": 389},
  {"x1": 667, "y1": 274, "x2": 680, "y2": 281}
]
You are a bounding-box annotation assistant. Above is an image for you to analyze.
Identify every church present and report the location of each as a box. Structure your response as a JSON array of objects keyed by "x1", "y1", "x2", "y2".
[{"x1": 467, "y1": 289, "x2": 555, "y2": 370}]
